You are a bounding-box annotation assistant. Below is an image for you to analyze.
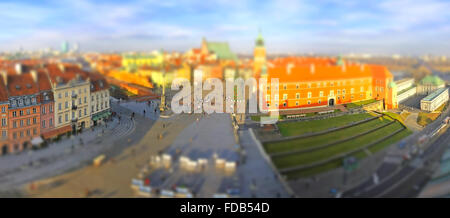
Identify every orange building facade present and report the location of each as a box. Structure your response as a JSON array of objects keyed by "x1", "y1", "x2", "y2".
[
  {"x1": 262, "y1": 62, "x2": 396, "y2": 110},
  {"x1": 252, "y1": 35, "x2": 397, "y2": 110}
]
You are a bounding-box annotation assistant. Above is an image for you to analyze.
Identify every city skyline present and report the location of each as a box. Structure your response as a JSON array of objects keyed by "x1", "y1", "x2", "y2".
[{"x1": 1, "y1": 0, "x2": 450, "y2": 55}]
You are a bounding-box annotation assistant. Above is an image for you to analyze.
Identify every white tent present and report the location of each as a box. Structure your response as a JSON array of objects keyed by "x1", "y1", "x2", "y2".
[{"x1": 31, "y1": 137, "x2": 44, "y2": 146}]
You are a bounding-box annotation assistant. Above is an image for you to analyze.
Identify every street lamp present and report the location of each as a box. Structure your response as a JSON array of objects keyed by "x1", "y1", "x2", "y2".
[{"x1": 160, "y1": 52, "x2": 166, "y2": 112}]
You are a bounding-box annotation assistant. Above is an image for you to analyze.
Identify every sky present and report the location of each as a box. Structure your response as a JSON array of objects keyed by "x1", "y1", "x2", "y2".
[{"x1": 1, "y1": 0, "x2": 450, "y2": 55}]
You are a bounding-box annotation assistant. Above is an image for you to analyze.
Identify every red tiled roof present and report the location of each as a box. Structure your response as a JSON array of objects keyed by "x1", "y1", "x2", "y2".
[
  {"x1": 6, "y1": 73, "x2": 39, "y2": 97},
  {"x1": 37, "y1": 69, "x2": 52, "y2": 91},
  {"x1": 0, "y1": 76, "x2": 8, "y2": 102},
  {"x1": 267, "y1": 64, "x2": 373, "y2": 82}
]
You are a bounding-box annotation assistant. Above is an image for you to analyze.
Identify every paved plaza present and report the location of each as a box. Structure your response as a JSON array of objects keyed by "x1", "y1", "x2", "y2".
[{"x1": 139, "y1": 113, "x2": 290, "y2": 197}]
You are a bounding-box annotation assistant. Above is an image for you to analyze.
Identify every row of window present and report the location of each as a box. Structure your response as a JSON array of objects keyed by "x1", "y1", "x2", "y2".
[
  {"x1": 41, "y1": 118, "x2": 53, "y2": 128},
  {"x1": 57, "y1": 93, "x2": 109, "y2": 111},
  {"x1": 12, "y1": 108, "x2": 37, "y2": 117},
  {"x1": 11, "y1": 118, "x2": 38, "y2": 128},
  {"x1": 58, "y1": 97, "x2": 88, "y2": 111},
  {"x1": 41, "y1": 104, "x2": 54, "y2": 115},
  {"x1": 12, "y1": 128, "x2": 38, "y2": 139},
  {"x1": 57, "y1": 101, "x2": 109, "y2": 124},
  {"x1": 267, "y1": 88, "x2": 369, "y2": 101},
  {"x1": 9, "y1": 97, "x2": 37, "y2": 107},
  {"x1": 269, "y1": 79, "x2": 371, "y2": 91},
  {"x1": 58, "y1": 88, "x2": 88, "y2": 99},
  {"x1": 267, "y1": 94, "x2": 366, "y2": 107}
]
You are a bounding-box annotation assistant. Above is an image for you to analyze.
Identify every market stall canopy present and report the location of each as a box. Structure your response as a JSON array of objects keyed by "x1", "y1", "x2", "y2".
[{"x1": 31, "y1": 136, "x2": 44, "y2": 146}]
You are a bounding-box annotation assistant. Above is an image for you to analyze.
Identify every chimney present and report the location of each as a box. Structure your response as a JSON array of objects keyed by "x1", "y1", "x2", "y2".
[
  {"x1": 58, "y1": 63, "x2": 65, "y2": 73},
  {"x1": 15, "y1": 63, "x2": 22, "y2": 75},
  {"x1": 287, "y1": 63, "x2": 294, "y2": 75},
  {"x1": 0, "y1": 70, "x2": 7, "y2": 85},
  {"x1": 341, "y1": 64, "x2": 346, "y2": 72},
  {"x1": 31, "y1": 70, "x2": 38, "y2": 83},
  {"x1": 360, "y1": 64, "x2": 365, "y2": 71},
  {"x1": 310, "y1": 64, "x2": 315, "y2": 74}
]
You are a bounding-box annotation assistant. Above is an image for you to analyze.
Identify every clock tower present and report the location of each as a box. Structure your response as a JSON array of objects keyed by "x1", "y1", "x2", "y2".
[{"x1": 253, "y1": 30, "x2": 267, "y2": 78}]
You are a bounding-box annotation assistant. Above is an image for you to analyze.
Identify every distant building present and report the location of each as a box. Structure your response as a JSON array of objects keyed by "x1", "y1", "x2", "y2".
[
  {"x1": 121, "y1": 52, "x2": 163, "y2": 71},
  {"x1": 418, "y1": 75, "x2": 445, "y2": 95},
  {"x1": 420, "y1": 88, "x2": 449, "y2": 112},
  {"x1": 396, "y1": 78, "x2": 415, "y2": 93},
  {"x1": 395, "y1": 78, "x2": 417, "y2": 103},
  {"x1": 201, "y1": 38, "x2": 237, "y2": 62},
  {"x1": 61, "y1": 41, "x2": 69, "y2": 54}
]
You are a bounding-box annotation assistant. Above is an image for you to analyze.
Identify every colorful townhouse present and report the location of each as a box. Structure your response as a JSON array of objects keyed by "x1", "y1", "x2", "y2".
[
  {"x1": 0, "y1": 61, "x2": 112, "y2": 155},
  {"x1": 89, "y1": 73, "x2": 111, "y2": 126},
  {"x1": 38, "y1": 69, "x2": 56, "y2": 139},
  {"x1": 46, "y1": 63, "x2": 91, "y2": 134},
  {"x1": 4, "y1": 64, "x2": 41, "y2": 153},
  {"x1": 0, "y1": 76, "x2": 8, "y2": 155}
]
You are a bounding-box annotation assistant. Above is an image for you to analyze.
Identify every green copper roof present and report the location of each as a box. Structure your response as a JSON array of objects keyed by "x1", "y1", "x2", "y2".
[
  {"x1": 255, "y1": 30, "x2": 264, "y2": 47},
  {"x1": 336, "y1": 56, "x2": 345, "y2": 66},
  {"x1": 420, "y1": 75, "x2": 444, "y2": 86},
  {"x1": 388, "y1": 81, "x2": 397, "y2": 88},
  {"x1": 206, "y1": 42, "x2": 237, "y2": 61}
]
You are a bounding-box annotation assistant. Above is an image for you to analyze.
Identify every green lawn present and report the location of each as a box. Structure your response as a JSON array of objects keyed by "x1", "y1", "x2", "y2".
[
  {"x1": 277, "y1": 113, "x2": 373, "y2": 137},
  {"x1": 346, "y1": 99, "x2": 377, "y2": 109},
  {"x1": 264, "y1": 116, "x2": 391, "y2": 154},
  {"x1": 367, "y1": 128, "x2": 412, "y2": 153},
  {"x1": 273, "y1": 122, "x2": 404, "y2": 169},
  {"x1": 383, "y1": 112, "x2": 406, "y2": 125},
  {"x1": 283, "y1": 128, "x2": 411, "y2": 179}
]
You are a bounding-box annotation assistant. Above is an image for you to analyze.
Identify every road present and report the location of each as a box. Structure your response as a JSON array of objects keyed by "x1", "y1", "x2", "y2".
[
  {"x1": 0, "y1": 101, "x2": 157, "y2": 196},
  {"x1": 343, "y1": 110, "x2": 450, "y2": 198}
]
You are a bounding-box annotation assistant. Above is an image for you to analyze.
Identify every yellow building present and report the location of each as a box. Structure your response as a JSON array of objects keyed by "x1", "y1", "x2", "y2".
[
  {"x1": 121, "y1": 51, "x2": 163, "y2": 70},
  {"x1": 47, "y1": 64, "x2": 92, "y2": 132}
]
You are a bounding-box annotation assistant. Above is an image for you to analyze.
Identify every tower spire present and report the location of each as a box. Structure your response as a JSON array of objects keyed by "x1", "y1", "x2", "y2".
[{"x1": 256, "y1": 28, "x2": 264, "y2": 47}]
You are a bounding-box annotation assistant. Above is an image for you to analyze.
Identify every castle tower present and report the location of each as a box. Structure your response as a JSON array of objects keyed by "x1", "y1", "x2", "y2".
[{"x1": 253, "y1": 30, "x2": 266, "y2": 78}]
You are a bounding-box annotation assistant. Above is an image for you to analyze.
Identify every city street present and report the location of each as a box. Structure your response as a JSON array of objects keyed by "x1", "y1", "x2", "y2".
[
  {"x1": 0, "y1": 101, "x2": 155, "y2": 196},
  {"x1": 343, "y1": 106, "x2": 450, "y2": 198}
]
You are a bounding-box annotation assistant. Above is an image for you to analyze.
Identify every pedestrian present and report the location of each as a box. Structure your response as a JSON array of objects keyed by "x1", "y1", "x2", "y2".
[{"x1": 143, "y1": 109, "x2": 146, "y2": 117}]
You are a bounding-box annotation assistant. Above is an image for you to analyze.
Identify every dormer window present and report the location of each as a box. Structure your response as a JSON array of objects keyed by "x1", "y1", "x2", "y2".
[
  {"x1": 15, "y1": 85, "x2": 21, "y2": 90},
  {"x1": 99, "y1": 81, "x2": 104, "y2": 88},
  {"x1": 26, "y1": 84, "x2": 32, "y2": 89},
  {"x1": 90, "y1": 84, "x2": 94, "y2": 90}
]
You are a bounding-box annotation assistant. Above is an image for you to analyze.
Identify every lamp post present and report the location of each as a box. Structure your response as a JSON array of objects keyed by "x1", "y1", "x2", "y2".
[{"x1": 160, "y1": 52, "x2": 166, "y2": 112}]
